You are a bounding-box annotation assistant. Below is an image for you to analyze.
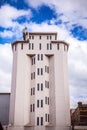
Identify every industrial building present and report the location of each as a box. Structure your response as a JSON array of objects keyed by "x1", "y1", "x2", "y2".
[{"x1": 9, "y1": 30, "x2": 70, "y2": 130}]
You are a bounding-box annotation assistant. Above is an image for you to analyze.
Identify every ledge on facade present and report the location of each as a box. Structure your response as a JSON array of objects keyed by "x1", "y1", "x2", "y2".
[
  {"x1": 12, "y1": 40, "x2": 29, "y2": 47},
  {"x1": 45, "y1": 123, "x2": 55, "y2": 127},
  {"x1": 74, "y1": 125, "x2": 87, "y2": 130},
  {"x1": 51, "y1": 40, "x2": 69, "y2": 46},
  {"x1": 29, "y1": 32, "x2": 57, "y2": 35},
  {"x1": 24, "y1": 123, "x2": 34, "y2": 127}
]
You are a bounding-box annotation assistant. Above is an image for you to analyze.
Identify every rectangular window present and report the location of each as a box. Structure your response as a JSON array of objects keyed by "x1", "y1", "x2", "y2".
[
  {"x1": 32, "y1": 58, "x2": 33, "y2": 65},
  {"x1": 39, "y1": 43, "x2": 41, "y2": 50},
  {"x1": 32, "y1": 35, "x2": 34, "y2": 39},
  {"x1": 45, "y1": 97, "x2": 47, "y2": 104},
  {"x1": 48, "y1": 97, "x2": 49, "y2": 105},
  {"x1": 41, "y1": 117, "x2": 43, "y2": 125},
  {"x1": 57, "y1": 44, "x2": 59, "y2": 50},
  {"x1": 21, "y1": 43, "x2": 23, "y2": 50},
  {"x1": 45, "y1": 66, "x2": 46, "y2": 72},
  {"x1": 37, "y1": 54, "x2": 40, "y2": 60},
  {"x1": 47, "y1": 43, "x2": 49, "y2": 50},
  {"x1": 37, "y1": 68, "x2": 39, "y2": 75},
  {"x1": 31, "y1": 88, "x2": 32, "y2": 95},
  {"x1": 48, "y1": 114, "x2": 49, "y2": 122},
  {"x1": 33, "y1": 88, "x2": 35, "y2": 95},
  {"x1": 37, "y1": 117, "x2": 39, "y2": 125},
  {"x1": 47, "y1": 36, "x2": 49, "y2": 40},
  {"x1": 47, "y1": 82, "x2": 49, "y2": 88},
  {"x1": 29, "y1": 43, "x2": 31, "y2": 49},
  {"x1": 32, "y1": 43, "x2": 34, "y2": 50},
  {"x1": 47, "y1": 67, "x2": 49, "y2": 73},
  {"x1": 37, "y1": 83, "x2": 39, "y2": 91},
  {"x1": 37, "y1": 100, "x2": 39, "y2": 107},
  {"x1": 45, "y1": 114, "x2": 47, "y2": 122},
  {"x1": 41, "y1": 83, "x2": 43, "y2": 91},
  {"x1": 34, "y1": 57, "x2": 35, "y2": 64},
  {"x1": 50, "y1": 43, "x2": 52, "y2": 50},
  {"x1": 41, "y1": 68, "x2": 43, "y2": 75},
  {"x1": 31, "y1": 73, "x2": 33, "y2": 80},
  {"x1": 41, "y1": 54, "x2": 43, "y2": 60},
  {"x1": 50, "y1": 35, "x2": 52, "y2": 40},
  {"x1": 41, "y1": 100, "x2": 43, "y2": 107},
  {"x1": 39, "y1": 36, "x2": 41, "y2": 39},
  {"x1": 34, "y1": 72, "x2": 35, "y2": 79},
  {"x1": 33, "y1": 104, "x2": 35, "y2": 112},
  {"x1": 30, "y1": 105, "x2": 32, "y2": 112}
]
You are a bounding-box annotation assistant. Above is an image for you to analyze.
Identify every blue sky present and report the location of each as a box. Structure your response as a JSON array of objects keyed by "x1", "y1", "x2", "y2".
[{"x1": 0, "y1": 0, "x2": 87, "y2": 108}]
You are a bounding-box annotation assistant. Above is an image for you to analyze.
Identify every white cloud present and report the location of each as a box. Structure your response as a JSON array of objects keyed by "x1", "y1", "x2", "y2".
[
  {"x1": 25, "y1": 0, "x2": 87, "y2": 28},
  {"x1": 0, "y1": 4, "x2": 32, "y2": 28},
  {"x1": 0, "y1": 44, "x2": 12, "y2": 92}
]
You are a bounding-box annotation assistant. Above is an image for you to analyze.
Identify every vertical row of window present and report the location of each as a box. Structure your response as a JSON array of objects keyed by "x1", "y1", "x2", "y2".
[
  {"x1": 45, "y1": 97, "x2": 49, "y2": 105},
  {"x1": 37, "y1": 83, "x2": 43, "y2": 91},
  {"x1": 30, "y1": 104, "x2": 35, "y2": 112},
  {"x1": 37, "y1": 54, "x2": 43, "y2": 60},
  {"x1": 37, "y1": 68, "x2": 43, "y2": 75},
  {"x1": 31, "y1": 72, "x2": 35, "y2": 80},
  {"x1": 29, "y1": 43, "x2": 34, "y2": 50},
  {"x1": 45, "y1": 66, "x2": 49, "y2": 73},
  {"x1": 31, "y1": 88, "x2": 35, "y2": 95},
  {"x1": 37, "y1": 100, "x2": 43, "y2": 108},
  {"x1": 45, "y1": 81, "x2": 49, "y2": 88}
]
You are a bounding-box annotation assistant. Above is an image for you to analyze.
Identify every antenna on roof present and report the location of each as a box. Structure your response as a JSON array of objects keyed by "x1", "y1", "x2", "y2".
[{"x1": 23, "y1": 27, "x2": 27, "y2": 40}]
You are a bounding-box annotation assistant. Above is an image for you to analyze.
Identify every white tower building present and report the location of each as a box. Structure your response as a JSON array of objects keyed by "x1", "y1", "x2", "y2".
[{"x1": 9, "y1": 31, "x2": 71, "y2": 130}]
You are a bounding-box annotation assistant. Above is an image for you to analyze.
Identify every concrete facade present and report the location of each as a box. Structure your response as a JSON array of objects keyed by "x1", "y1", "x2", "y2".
[
  {"x1": 0, "y1": 93, "x2": 10, "y2": 125},
  {"x1": 9, "y1": 31, "x2": 70, "y2": 130}
]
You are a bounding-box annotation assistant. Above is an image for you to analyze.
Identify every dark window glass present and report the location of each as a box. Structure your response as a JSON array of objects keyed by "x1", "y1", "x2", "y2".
[
  {"x1": 41, "y1": 54, "x2": 43, "y2": 60},
  {"x1": 45, "y1": 66, "x2": 46, "y2": 72},
  {"x1": 37, "y1": 68, "x2": 39, "y2": 75},
  {"x1": 32, "y1": 43, "x2": 34, "y2": 50},
  {"x1": 33, "y1": 104, "x2": 35, "y2": 112},
  {"x1": 48, "y1": 114, "x2": 49, "y2": 122},
  {"x1": 50, "y1": 43, "x2": 52, "y2": 50},
  {"x1": 45, "y1": 97, "x2": 47, "y2": 104},
  {"x1": 47, "y1": 36, "x2": 49, "y2": 39},
  {"x1": 37, "y1": 54, "x2": 40, "y2": 60},
  {"x1": 41, "y1": 117, "x2": 43, "y2": 125},
  {"x1": 29, "y1": 43, "x2": 31, "y2": 49},
  {"x1": 57, "y1": 44, "x2": 59, "y2": 50},
  {"x1": 47, "y1": 43, "x2": 49, "y2": 50},
  {"x1": 39, "y1": 36, "x2": 41, "y2": 39},
  {"x1": 41, "y1": 100, "x2": 43, "y2": 107},
  {"x1": 30, "y1": 105, "x2": 32, "y2": 112},
  {"x1": 34, "y1": 72, "x2": 35, "y2": 79},
  {"x1": 34, "y1": 57, "x2": 35, "y2": 64},
  {"x1": 32, "y1": 58, "x2": 33, "y2": 65},
  {"x1": 31, "y1": 73, "x2": 32, "y2": 80},
  {"x1": 50, "y1": 36, "x2": 52, "y2": 40},
  {"x1": 41, "y1": 68, "x2": 43, "y2": 75},
  {"x1": 32, "y1": 35, "x2": 34, "y2": 39},
  {"x1": 48, "y1": 97, "x2": 49, "y2": 105},
  {"x1": 31, "y1": 88, "x2": 32, "y2": 95},
  {"x1": 39, "y1": 43, "x2": 41, "y2": 50},
  {"x1": 41, "y1": 83, "x2": 43, "y2": 91},
  {"x1": 45, "y1": 114, "x2": 47, "y2": 122},
  {"x1": 33, "y1": 88, "x2": 35, "y2": 95},
  {"x1": 37, "y1": 117, "x2": 39, "y2": 125},
  {"x1": 37, "y1": 84, "x2": 39, "y2": 91},
  {"x1": 21, "y1": 43, "x2": 23, "y2": 50},
  {"x1": 37, "y1": 100, "x2": 39, "y2": 107}
]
